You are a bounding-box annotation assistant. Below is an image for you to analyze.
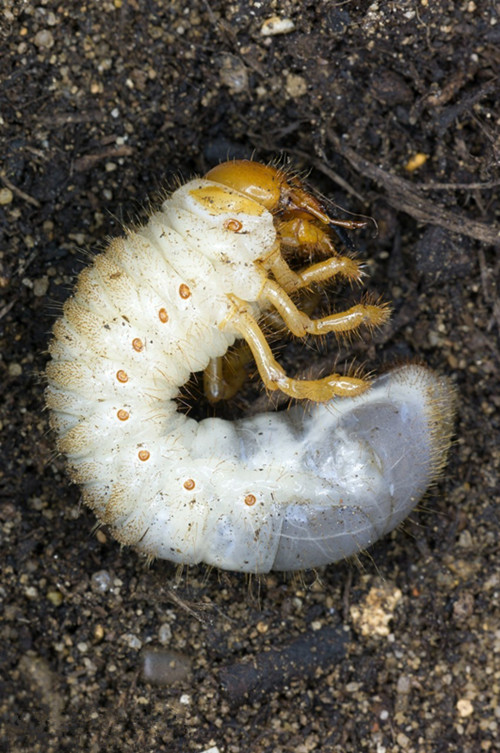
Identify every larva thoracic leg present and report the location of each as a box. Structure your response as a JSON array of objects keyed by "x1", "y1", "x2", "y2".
[
  {"x1": 268, "y1": 252, "x2": 363, "y2": 292},
  {"x1": 46, "y1": 159, "x2": 455, "y2": 572},
  {"x1": 259, "y1": 279, "x2": 389, "y2": 337},
  {"x1": 227, "y1": 302, "x2": 368, "y2": 401}
]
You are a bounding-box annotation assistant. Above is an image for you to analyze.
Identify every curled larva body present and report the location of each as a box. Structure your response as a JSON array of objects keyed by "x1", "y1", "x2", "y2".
[{"x1": 46, "y1": 160, "x2": 455, "y2": 573}]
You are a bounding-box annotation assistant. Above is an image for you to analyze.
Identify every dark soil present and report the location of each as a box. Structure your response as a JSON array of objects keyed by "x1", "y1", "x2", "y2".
[{"x1": 1, "y1": 2, "x2": 499, "y2": 752}]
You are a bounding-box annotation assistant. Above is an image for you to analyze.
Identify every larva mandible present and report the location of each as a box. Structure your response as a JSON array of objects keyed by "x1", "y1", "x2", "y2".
[{"x1": 46, "y1": 159, "x2": 455, "y2": 573}]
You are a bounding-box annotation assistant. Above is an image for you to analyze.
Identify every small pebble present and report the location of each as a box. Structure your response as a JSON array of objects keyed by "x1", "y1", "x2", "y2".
[
  {"x1": 405, "y1": 153, "x2": 428, "y2": 172},
  {"x1": 91, "y1": 570, "x2": 112, "y2": 593},
  {"x1": 396, "y1": 674, "x2": 412, "y2": 694},
  {"x1": 33, "y1": 276, "x2": 49, "y2": 297},
  {"x1": 158, "y1": 623, "x2": 173, "y2": 645},
  {"x1": 286, "y1": 73, "x2": 307, "y2": 98},
  {"x1": 0, "y1": 187, "x2": 13, "y2": 205},
  {"x1": 34, "y1": 30, "x2": 54, "y2": 49},
  {"x1": 457, "y1": 698, "x2": 474, "y2": 717},
  {"x1": 260, "y1": 16, "x2": 295, "y2": 36},
  {"x1": 122, "y1": 633, "x2": 142, "y2": 650},
  {"x1": 350, "y1": 582, "x2": 402, "y2": 637},
  {"x1": 46, "y1": 589, "x2": 63, "y2": 607},
  {"x1": 396, "y1": 732, "x2": 411, "y2": 747},
  {"x1": 218, "y1": 54, "x2": 248, "y2": 93},
  {"x1": 9, "y1": 362, "x2": 22, "y2": 377}
]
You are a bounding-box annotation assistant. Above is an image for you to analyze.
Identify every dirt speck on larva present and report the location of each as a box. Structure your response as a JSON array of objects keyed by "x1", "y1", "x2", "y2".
[{"x1": 1, "y1": 1, "x2": 498, "y2": 752}]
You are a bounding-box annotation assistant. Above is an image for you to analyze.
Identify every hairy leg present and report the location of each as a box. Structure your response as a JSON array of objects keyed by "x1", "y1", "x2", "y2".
[{"x1": 227, "y1": 298, "x2": 369, "y2": 401}]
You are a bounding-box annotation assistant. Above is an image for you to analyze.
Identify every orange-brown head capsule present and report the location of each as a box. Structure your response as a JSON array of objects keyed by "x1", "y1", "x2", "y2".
[
  {"x1": 205, "y1": 160, "x2": 283, "y2": 211},
  {"x1": 204, "y1": 159, "x2": 357, "y2": 229}
]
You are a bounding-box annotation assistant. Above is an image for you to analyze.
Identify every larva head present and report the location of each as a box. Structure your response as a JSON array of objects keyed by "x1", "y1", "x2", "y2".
[{"x1": 205, "y1": 160, "x2": 331, "y2": 225}]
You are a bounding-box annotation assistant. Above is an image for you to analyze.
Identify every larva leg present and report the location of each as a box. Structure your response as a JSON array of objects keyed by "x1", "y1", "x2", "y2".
[
  {"x1": 227, "y1": 301, "x2": 368, "y2": 401},
  {"x1": 260, "y1": 279, "x2": 390, "y2": 338},
  {"x1": 262, "y1": 244, "x2": 362, "y2": 294},
  {"x1": 264, "y1": 288, "x2": 323, "y2": 331},
  {"x1": 206, "y1": 290, "x2": 325, "y2": 401},
  {"x1": 203, "y1": 345, "x2": 252, "y2": 403}
]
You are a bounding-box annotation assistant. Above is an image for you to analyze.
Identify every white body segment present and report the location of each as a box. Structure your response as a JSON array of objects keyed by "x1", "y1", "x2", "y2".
[{"x1": 46, "y1": 175, "x2": 454, "y2": 572}]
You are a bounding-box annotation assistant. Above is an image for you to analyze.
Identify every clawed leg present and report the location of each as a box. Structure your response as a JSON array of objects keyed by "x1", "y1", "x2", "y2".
[
  {"x1": 261, "y1": 240, "x2": 363, "y2": 295},
  {"x1": 260, "y1": 279, "x2": 390, "y2": 337},
  {"x1": 227, "y1": 299, "x2": 369, "y2": 402}
]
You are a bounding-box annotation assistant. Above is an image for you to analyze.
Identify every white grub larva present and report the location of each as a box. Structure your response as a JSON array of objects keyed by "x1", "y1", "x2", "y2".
[{"x1": 46, "y1": 160, "x2": 455, "y2": 573}]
